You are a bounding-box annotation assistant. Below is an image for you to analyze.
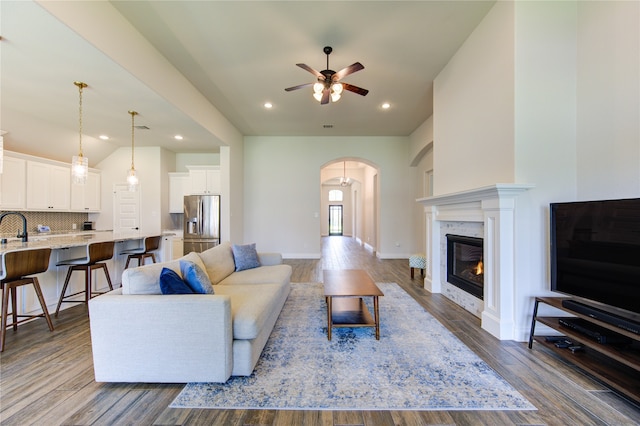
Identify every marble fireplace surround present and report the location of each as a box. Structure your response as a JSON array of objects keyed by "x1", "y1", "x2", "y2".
[{"x1": 418, "y1": 184, "x2": 533, "y2": 340}]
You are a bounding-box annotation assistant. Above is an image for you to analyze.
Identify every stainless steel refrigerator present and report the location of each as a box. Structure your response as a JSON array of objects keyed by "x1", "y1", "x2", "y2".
[{"x1": 183, "y1": 195, "x2": 220, "y2": 253}]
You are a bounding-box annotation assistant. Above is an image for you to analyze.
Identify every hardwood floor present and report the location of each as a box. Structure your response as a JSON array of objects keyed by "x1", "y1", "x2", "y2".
[{"x1": 1, "y1": 236, "x2": 639, "y2": 425}]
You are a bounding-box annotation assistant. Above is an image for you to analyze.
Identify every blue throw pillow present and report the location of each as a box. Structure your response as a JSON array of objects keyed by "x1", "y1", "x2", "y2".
[
  {"x1": 159, "y1": 267, "x2": 194, "y2": 294},
  {"x1": 232, "y1": 243, "x2": 261, "y2": 272},
  {"x1": 180, "y1": 260, "x2": 214, "y2": 294}
]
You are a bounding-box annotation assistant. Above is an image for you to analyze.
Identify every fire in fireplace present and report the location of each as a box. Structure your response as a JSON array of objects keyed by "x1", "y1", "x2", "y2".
[{"x1": 446, "y1": 234, "x2": 484, "y2": 299}]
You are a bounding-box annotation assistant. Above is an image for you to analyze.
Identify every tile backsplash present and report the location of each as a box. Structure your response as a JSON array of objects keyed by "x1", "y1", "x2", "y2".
[{"x1": 0, "y1": 211, "x2": 88, "y2": 235}]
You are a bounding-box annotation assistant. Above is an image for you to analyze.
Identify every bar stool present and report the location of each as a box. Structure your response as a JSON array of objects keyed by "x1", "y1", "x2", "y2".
[
  {"x1": 0, "y1": 248, "x2": 54, "y2": 352},
  {"x1": 55, "y1": 241, "x2": 114, "y2": 316},
  {"x1": 121, "y1": 235, "x2": 162, "y2": 269}
]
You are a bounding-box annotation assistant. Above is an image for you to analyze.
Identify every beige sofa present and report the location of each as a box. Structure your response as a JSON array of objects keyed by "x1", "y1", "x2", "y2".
[{"x1": 88, "y1": 242, "x2": 292, "y2": 383}]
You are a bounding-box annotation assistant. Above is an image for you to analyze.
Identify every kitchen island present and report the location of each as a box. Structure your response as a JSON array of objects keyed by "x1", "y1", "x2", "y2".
[{"x1": 0, "y1": 231, "x2": 174, "y2": 318}]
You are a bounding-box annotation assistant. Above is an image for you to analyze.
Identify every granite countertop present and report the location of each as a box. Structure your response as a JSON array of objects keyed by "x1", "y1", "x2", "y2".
[{"x1": 0, "y1": 230, "x2": 153, "y2": 255}]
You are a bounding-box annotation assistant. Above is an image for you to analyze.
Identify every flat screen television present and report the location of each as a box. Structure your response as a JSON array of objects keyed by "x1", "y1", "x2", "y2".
[{"x1": 550, "y1": 198, "x2": 640, "y2": 318}]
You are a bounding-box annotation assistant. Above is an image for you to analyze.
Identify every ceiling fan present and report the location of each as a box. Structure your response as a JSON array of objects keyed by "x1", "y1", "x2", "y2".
[{"x1": 285, "y1": 46, "x2": 369, "y2": 105}]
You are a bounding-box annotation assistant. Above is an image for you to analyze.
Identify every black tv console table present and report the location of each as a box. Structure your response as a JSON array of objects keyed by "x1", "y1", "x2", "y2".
[{"x1": 529, "y1": 296, "x2": 640, "y2": 404}]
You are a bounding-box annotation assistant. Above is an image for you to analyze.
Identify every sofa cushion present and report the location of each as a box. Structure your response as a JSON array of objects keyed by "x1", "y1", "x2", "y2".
[
  {"x1": 122, "y1": 251, "x2": 205, "y2": 295},
  {"x1": 197, "y1": 241, "x2": 236, "y2": 285},
  {"x1": 180, "y1": 260, "x2": 214, "y2": 294},
  {"x1": 215, "y1": 283, "x2": 290, "y2": 340},
  {"x1": 232, "y1": 243, "x2": 261, "y2": 272},
  {"x1": 218, "y1": 264, "x2": 292, "y2": 287},
  {"x1": 160, "y1": 268, "x2": 195, "y2": 294}
]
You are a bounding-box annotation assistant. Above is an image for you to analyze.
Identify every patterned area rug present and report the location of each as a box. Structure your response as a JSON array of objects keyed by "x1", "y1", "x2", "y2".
[{"x1": 170, "y1": 282, "x2": 535, "y2": 411}]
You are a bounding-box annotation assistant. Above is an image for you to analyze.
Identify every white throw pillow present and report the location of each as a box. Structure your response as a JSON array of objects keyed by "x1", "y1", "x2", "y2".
[{"x1": 197, "y1": 241, "x2": 236, "y2": 285}]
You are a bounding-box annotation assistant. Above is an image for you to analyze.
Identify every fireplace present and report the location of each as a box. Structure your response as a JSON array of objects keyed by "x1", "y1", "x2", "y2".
[
  {"x1": 418, "y1": 184, "x2": 534, "y2": 340},
  {"x1": 446, "y1": 234, "x2": 484, "y2": 300}
]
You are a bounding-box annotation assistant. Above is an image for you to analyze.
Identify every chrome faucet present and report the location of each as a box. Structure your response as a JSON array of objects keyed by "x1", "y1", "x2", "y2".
[{"x1": 0, "y1": 212, "x2": 28, "y2": 242}]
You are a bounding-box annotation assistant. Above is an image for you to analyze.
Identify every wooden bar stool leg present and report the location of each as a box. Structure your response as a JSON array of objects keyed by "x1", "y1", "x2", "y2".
[
  {"x1": 32, "y1": 277, "x2": 54, "y2": 332},
  {"x1": 124, "y1": 256, "x2": 132, "y2": 269},
  {"x1": 104, "y1": 265, "x2": 113, "y2": 291},
  {"x1": 10, "y1": 286, "x2": 18, "y2": 331},
  {"x1": 1, "y1": 284, "x2": 10, "y2": 352},
  {"x1": 85, "y1": 265, "x2": 91, "y2": 306},
  {"x1": 97, "y1": 264, "x2": 113, "y2": 292},
  {"x1": 55, "y1": 267, "x2": 74, "y2": 317}
]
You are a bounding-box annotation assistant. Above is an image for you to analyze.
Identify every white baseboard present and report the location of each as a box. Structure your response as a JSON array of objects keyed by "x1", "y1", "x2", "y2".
[{"x1": 282, "y1": 253, "x2": 321, "y2": 259}]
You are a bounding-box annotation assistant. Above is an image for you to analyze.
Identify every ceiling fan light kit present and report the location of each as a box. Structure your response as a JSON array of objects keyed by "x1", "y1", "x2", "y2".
[{"x1": 285, "y1": 46, "x2": 369, "y2": 105}]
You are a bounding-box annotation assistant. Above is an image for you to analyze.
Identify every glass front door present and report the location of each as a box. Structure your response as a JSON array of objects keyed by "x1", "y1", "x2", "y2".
[{"x1": 329, "y1": 205, "x2": 343, "y2": 236}]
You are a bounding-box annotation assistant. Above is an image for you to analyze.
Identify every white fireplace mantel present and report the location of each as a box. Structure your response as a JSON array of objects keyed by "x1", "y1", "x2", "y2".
[{"x1": 417, "y1": 184, "x2": 534, "y2": 340}]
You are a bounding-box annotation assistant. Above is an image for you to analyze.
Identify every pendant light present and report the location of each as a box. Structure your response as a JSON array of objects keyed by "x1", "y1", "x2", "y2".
[
  {"x1": 127, "y1": 110, "x2": 139, "y2": 191},
  {"x1": 340, "y1": 161, "x2": 350, "y2": 186},
  {"x1": 71, "y1": 81, "x2": 89, "y2": 184}
]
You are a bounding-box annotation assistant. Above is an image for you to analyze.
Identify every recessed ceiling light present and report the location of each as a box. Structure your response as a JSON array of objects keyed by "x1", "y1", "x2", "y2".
[
  {"x1": 264, "y1": 102, "x2": 273, "y2": 109},
  {"x1": 381, "y1": 103, "x2": 391, "y2": 109},
  {"x1": 99, "y1": 135, "x2": 109, "y2": 140},
  {"x1": 174, "y1": 135, "x2": 184, "y2": 140}
]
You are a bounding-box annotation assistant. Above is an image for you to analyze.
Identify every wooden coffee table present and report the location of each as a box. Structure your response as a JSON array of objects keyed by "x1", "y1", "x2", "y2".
[{"x1": 323, "y1": 269, "x2": 384, "y2": 340}]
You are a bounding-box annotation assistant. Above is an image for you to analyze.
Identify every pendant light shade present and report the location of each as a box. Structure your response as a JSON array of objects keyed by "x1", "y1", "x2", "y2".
[
  {"x1": 71, "y1": 81, "x2": 89, "y2": 184},
  {"x1": 127, "y1": 110, "x2": 139, "y2": 191}
]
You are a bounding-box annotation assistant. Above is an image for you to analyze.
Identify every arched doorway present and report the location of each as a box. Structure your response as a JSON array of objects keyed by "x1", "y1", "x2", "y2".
[{"x1": 320, "y1": 158, "x2": 380, "y2": 253}]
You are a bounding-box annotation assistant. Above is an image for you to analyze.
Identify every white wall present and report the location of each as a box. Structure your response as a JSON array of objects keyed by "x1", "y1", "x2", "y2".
[
  {"x1": 409, "y1": 116, "x2": 434, "y2": 254},
  {"x1": 411, "y1": 148, "x2": 433, "y2": 254},
  {"x1": 428, "y1": 0, "x2": 639, "y2": 340},
  {"x1": 434, "y1": 1, "x2": 515, "y2": 196},
  {"x1": 576, "y1": 1, "x2": 640, "y2": 199},
  {"x1": 175, "y1": 153, "x2": 220, "y2": 172},
  {"x1": 160, "y1": 149, "x2": 176, "y2": 230},
  {"x1": 91, "y1": 146, "x2": 166, "y2": 235},
  {"x1": 409, "y1": 116, "x2": 433, "y2": 167},
  {"x1": 512, "y1": 0, "x2": 579, "y2": 340},
  {"x1": 244, "y1": 136, "x2": 413, "y2": 258}
]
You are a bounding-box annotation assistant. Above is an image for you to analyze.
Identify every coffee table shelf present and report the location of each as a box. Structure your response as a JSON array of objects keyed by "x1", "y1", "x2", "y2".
[
  {"x1": 331, "y1": 297, "x2": 375, "y2": 326},
  {"x1": 323, "y1": 269, "x2": 383, "y2": 340}
]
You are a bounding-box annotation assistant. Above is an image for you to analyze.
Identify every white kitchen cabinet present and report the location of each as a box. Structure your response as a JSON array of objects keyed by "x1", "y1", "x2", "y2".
[
  {"x1": 26, "y1": 161, "x2": 70, "y2": 211},
  {"x1": 0, "y1": 156, "x2": 26, "y2": 209},
  {"x1": 70, "y1": 170, "x2": 101, "y2": 212},
  {"x1": 187, "y1": 165, "x2": 220, "y2": 195},
  {"x1": 169, "y1": 172, "x2": 189, "y2": 213}
]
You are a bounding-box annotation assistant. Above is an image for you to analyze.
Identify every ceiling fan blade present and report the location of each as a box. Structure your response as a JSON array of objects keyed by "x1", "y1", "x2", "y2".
[
  {"x1": 321, "y1": 88, "x2": 330, "y2": 105},
  {"x1": 333, "y1": 62, "x2": 364, "y2": 81},
  {"x1": 342, "y1": 83, "x2": 369, "y2": 96},
  {"x1": 296, "y1": 63, "x2": 324, "y2": 79},
  {"x1": 285, "y1": 82, "x2": 313, "y2": 92}
]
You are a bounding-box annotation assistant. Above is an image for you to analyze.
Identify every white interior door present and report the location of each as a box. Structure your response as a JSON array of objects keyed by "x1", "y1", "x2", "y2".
[{"x1": 113, "y1": 184, "x2": 140, "y2": 233}]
